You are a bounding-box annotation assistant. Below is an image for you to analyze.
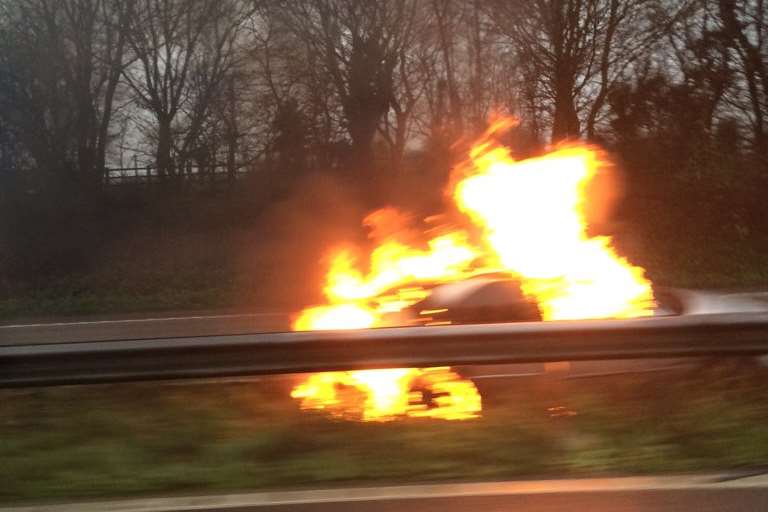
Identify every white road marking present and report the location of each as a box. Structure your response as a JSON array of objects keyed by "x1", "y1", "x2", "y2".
[
  {"x1": 0, "y1": 313, "x2": 285, "y2": 329},
  {"x1": 471, "y1": 372, "x2": 543, "y2": 378}
]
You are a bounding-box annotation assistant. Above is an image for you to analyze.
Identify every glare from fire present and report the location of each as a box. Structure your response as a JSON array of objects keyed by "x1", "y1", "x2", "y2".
[
  {"x1": 290, "y1": 367, "x2": 481, "y2": 422},
  {"x1": 323, "y1": 232, "x2": 478, "y2": 303},
  {"x1": 291, "y1": 118, "x2": 655, "y2": 422},
  {"x1": 293, "y1": 303, "x2": 377, "y2": 331},
  {"x1": 454, "y1": 131, "x2": 654, "y2": 320}
]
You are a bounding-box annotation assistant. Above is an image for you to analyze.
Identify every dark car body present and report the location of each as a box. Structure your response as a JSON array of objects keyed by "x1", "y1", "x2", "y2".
[{"x1": 389, "y1": 277, "x2": 768, "y2": 378}]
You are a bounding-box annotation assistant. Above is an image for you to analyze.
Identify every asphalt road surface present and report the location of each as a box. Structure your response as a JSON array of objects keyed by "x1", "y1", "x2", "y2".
[
  {"x1": 0, "y1": 311, "x2": 694, "y2": 380},
  {"x1": 4, "y1": 477, "x2": 768, "y2": 512},
  {"x1": 2, "y1": 315, "x2": 767, "y2": 511},
  {"x1": 0, "y1": 311, "x2": 700, "y2": 380},
  {"x1": 197, "y1": 491, "x2": 768, "y2": 512},
  {"x1": 3, "y1": 289, "x2": 767, "y2": 347},
  {"x1": 0, "y1": 311, "x2": 291, "y2": 346}
]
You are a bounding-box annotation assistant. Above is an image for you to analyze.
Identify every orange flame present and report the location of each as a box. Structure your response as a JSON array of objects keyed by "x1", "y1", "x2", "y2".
[
  {"x1": 291, "y1": 367, "x2": 481, "y2": 421},
  {"x1": 291, "y1": 118, "x2": 654, "y2": 422},
  {"x1": 323, "y1": 232, "x2": 478, "y2": 304},
  {"x1": 454, "y1": 142, "x2": 654, "y2": 320}
]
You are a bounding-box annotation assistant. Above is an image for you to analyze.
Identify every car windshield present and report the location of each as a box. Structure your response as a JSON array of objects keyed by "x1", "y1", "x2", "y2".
[{"x1": 1, "y1": 0, "x2": 767, "y2": 510}]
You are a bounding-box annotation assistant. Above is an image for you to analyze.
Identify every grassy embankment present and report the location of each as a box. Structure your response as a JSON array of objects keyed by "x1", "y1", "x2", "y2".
[{"x1": 3, "y1": 364, "x2": 768, "y2": 504}]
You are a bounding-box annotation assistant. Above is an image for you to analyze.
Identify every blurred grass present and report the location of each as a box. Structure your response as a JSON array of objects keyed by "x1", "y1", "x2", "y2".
[
  {"x1": 0, "y1": 280, "x2": 236, "y2": 319},
  {"x1": 2, "y1": 239, "x2": 766, "y2": 320},
  {"x1": 2, "y1": 207, "x2": 767, "y2": 321},
  {"x1": 2, "y1": 363, "x2": 768, "y2": 504}
]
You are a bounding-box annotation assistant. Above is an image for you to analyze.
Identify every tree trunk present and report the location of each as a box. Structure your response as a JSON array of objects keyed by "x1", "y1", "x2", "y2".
[
  {"x1": 552, "y1": 81, "x2": 580, "y2": 142},
  {"x1": 95, "y1": 24, "x2": 127, "y2": 191},
  {"x1": 226, "y1": 76, "x2": 238, "y2": 184},
  {"x1": 348, "y1": 120, "x2": 376, "y2": 171},
  {"x1": 391, "y1": 111, "x2": 408, "y2": 174},
  {"x1": 95, "y1": 80, "x2": 118, "y2": 189},
  {"x1": 75, "y1": 106, "x2": 95, "y2": 187},
  {"x1": 586, "y1": 0, "x2": 620, "y2": 139},
  {"x1": 433, "y1": 0, "x2": 463, "y2": 136},
  {"x1": 156, "y1": 116, "x2": 173, "y2": 179},
  {"x1": 549, "y1": 4, "x2": 580, "y2": 143},
  {"x1": 347, "y1": 115, "x2": 379, "y2": 206},
  {"x1": 717, "y1": 0, "x2": 767, "y2": 157}
]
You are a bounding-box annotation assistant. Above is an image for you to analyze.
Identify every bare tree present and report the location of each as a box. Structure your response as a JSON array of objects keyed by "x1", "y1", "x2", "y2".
[
  {"x1": 64, "y1": 0, "x2": 131, "y2": 186},
  {"x1": 277, "y1": 0, "x2": 418, "y2": 174},
  {"x1": 0, "y1": 0, "x2": 130, "y2": 189},
  {"x1": 376, "y1": 2, "x2": 428, "y2": 172},
  {"x1": 715, "y1": 0, "x2": 768, "y2": 156},
  {"x1": 430, "y1": 0, "x2": 465, "y2": 138},
  {"x1": 486, "y1": 0, "x2": 691, "y2": 142},
  {"x1": 488, "y1": 0, "x2": 591, "y2": 141},
  {"x1": 667, "y1": 0, "x2": 735, "y2": 134},
  {"x1": 122, "y1": 0, "x2": 253, "y2": 178}
]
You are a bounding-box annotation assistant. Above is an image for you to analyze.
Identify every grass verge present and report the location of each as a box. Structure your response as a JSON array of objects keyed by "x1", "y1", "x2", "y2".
[{"x1": 2, "y1": 361, "x2": 768, "y2": 505}]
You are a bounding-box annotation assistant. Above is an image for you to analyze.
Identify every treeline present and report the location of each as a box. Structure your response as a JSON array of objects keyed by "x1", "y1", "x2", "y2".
[{"x1": 0, "y1": 0, "x2": 767, "y2": 298}]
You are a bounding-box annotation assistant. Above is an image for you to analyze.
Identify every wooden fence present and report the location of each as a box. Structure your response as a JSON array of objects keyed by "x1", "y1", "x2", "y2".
[{"x1": 104, "y1": 164, "x2": 252, "y2": 186}]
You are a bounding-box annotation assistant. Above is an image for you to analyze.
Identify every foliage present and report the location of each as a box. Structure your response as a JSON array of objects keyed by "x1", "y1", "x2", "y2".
[{"x1": 0, "y1": 0, "x2": 766, "y2": 315}]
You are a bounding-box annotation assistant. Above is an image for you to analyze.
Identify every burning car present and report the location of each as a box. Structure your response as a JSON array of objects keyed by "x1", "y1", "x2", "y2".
[
  {"x1": 287, "y1": 117, "x2": 763, "y2": 422},
  {"x1": 398, "y1": 277, "x2": 768, "y2": 326},
  {"x1": 395, "y1": 277, "x2": 768, "y2": 380}
]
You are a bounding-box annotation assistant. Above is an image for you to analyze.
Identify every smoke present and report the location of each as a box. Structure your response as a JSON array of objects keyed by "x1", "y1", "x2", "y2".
[
  {"x1": 235, "y1": 171, "x2": 369, "y2": 310},
  {"x1": 582, "y1": 149, "x2": 626, "y2": 237}
]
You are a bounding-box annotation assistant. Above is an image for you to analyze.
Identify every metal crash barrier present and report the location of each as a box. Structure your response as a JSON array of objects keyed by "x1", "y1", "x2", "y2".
[{"x1": 2, "y1": 313, "x2": 768, "y2": 387}]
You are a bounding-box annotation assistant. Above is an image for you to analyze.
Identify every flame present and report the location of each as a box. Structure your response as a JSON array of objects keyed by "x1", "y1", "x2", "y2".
[
  {"x1": 291, "y1": 118, "x2": 654, "y2": 422},
  {"x1": 290, "y1": 367, "x2": 480, "y2": 421},
  {"x1": 293, "y1": 304, "x2": 377, "y2": 331},
  {"x1": 454, "y1": 142, "x2": 654, "y2": 320},
  {"x1": 323, "y1": 232, "x2": 478, "y2": 303}
]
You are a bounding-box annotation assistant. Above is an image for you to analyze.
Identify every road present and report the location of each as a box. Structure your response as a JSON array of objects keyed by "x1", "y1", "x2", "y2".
[
  {"x1": 0, "y1": 311, "x2": 699, "y2": 384},
  {"x1": 0, "y1": 311, "x2": 700, "y2": 381},
  {"x1": 4, "y1": 288, "x2": 767, "y2": 347},
  {"x1": 196, "y1": 491, "x2": 767, "y2": 512},
  {"x1": 0, "y1": 311, "x2": 290, "y2": 345},
  {"x1": 4, "y1": 476, "x2": 768, "y2": 512},
  {"x1": 2, "y1": 315, "x2": 767, "y2": 511}
]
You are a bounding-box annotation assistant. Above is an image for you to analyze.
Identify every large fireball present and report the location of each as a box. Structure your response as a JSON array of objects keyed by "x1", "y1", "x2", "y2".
[{"x1": 290, "y1": 118, "x2": 655, "y2": 422}]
